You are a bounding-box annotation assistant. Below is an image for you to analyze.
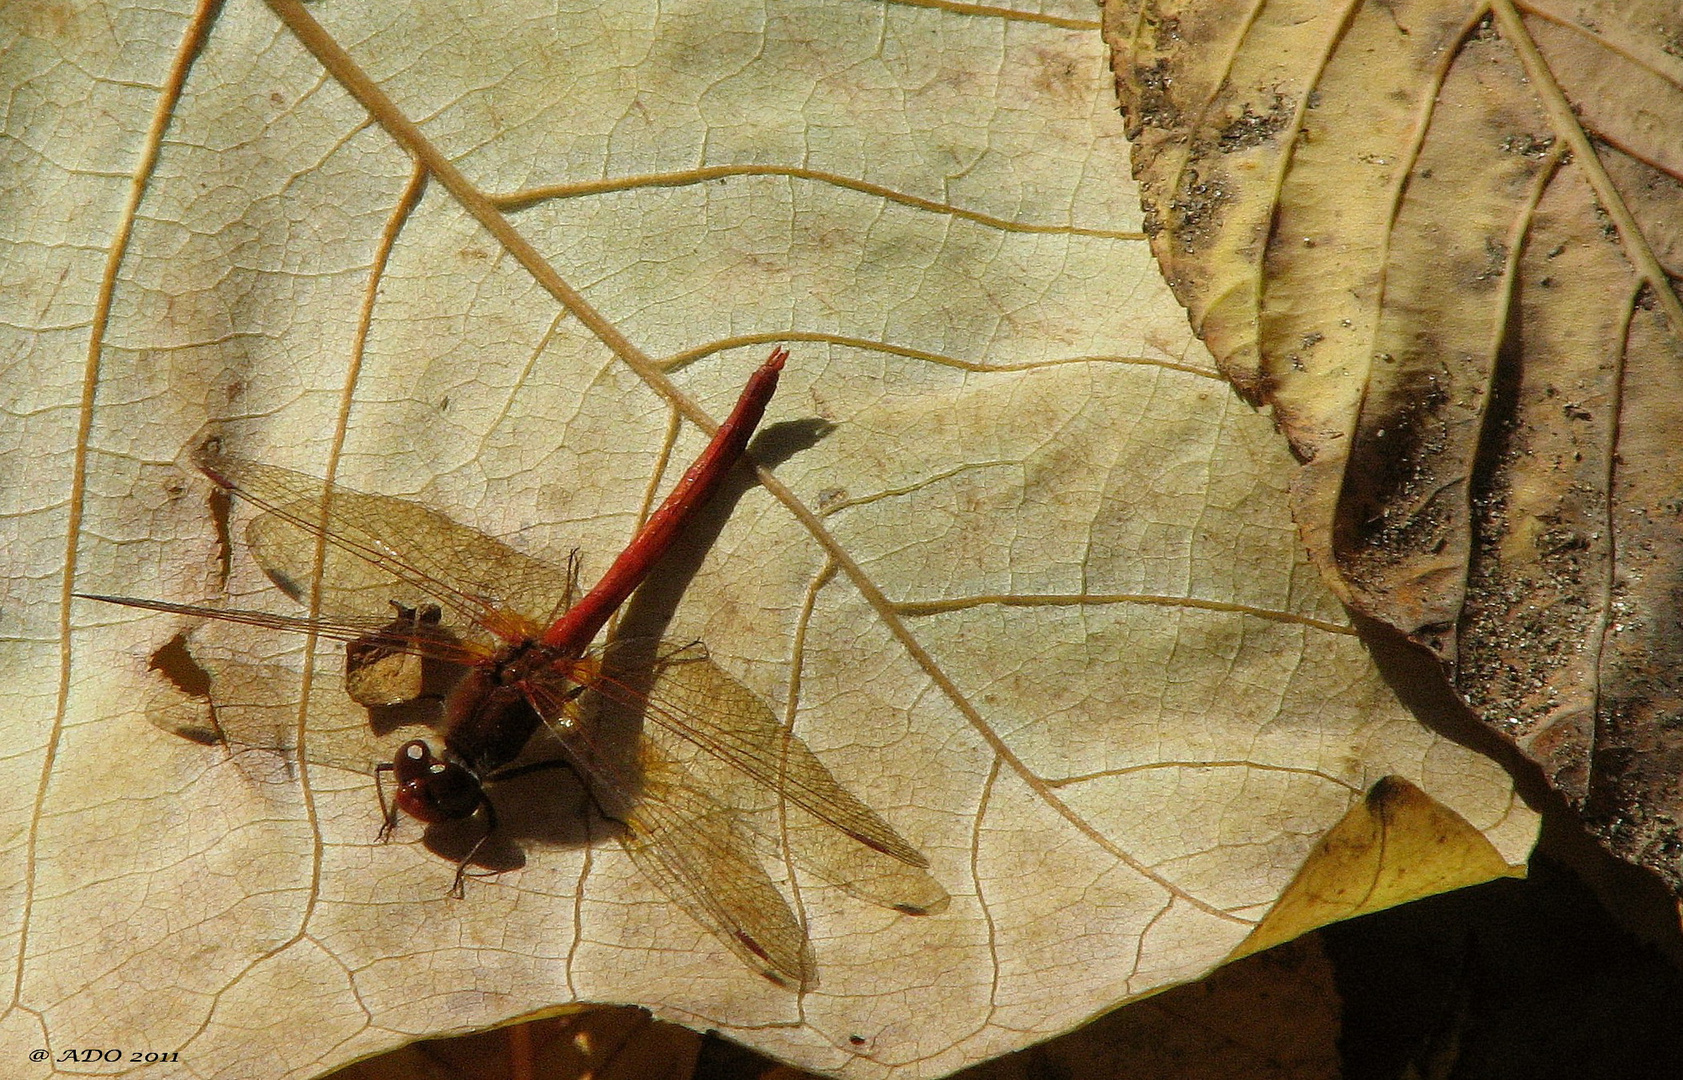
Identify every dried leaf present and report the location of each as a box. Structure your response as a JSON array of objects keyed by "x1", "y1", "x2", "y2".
[
  {"x1": 1232, "y1": 776, "x2": 1521, "y2": 959},
  {"x1": 1106, "y1": 1, "x2": 1683, "y2": 891},
  {"x1": 5, "y1": 0, "x2": 1537, "y2": 1076}
]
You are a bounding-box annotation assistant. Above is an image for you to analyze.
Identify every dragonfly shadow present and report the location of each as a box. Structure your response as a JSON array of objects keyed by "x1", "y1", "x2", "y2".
[
  {"x1": 613, "y1": 417, "x2": 832, "y2": 645},
  {"x1": 744, "y1": 417, "x2": 835, "y2": 472},
  {"x1": 438, "y1": 418, "x2": 832, "y2": 880},
  {"x1": 417, "y1": 732, "x2": 604, "y2": 875},
  {"x1": 584, "y1": 415, "x2": 833, "y2": 823}
]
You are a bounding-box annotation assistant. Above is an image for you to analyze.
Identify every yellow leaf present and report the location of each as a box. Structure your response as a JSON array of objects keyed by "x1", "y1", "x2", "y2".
[{"x1": 1232, "y1": 776, "x2": 1524, "y2": 960}]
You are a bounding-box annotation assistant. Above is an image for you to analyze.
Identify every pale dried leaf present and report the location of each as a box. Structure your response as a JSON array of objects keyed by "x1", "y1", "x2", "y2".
[{"x1": 4, "y1": 0, "x2": 1534, "y2": 1077}]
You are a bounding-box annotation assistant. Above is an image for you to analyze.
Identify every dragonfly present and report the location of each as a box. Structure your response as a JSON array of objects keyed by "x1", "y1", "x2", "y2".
[{"x1": 81, "y1": 348, "x2": 947, "y2": 990}]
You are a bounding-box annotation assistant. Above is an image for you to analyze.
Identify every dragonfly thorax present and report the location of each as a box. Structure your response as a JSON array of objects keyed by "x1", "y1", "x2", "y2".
[{"x1": 440, "y1": 640, "x2": 571, "y2": 775}]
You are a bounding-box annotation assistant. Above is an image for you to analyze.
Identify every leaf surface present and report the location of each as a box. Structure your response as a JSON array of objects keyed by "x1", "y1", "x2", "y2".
[{"x1": 4, "y1": 0, "x2": 1533, "y2": 1076}]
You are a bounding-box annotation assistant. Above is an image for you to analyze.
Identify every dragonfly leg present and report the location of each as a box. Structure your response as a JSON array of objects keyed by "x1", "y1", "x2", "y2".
[
  {"x1": 539, "y1": 548, "x2": 586, "y2": 629},
  {"x1": 373, "y1": 761, "x2": 401, "y2": 843},
  {"x1": 449, "y1": 794, "x2": 497, "y2": 899},
  {"x1": 485, "y1": 756, "x2": 582, "y2": 786}
]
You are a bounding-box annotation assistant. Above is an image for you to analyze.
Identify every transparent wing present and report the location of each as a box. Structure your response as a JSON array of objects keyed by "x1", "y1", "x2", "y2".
[
  {"x1": 617, "y1": 754, "x2": 817, "y2": 990},
  {"x1": 525, "y1": 644, "x2": 946, "y2": 924},
  {"x1": 87, "y1": 593, "x2": 473, "y2": 781},
  {"x1": 135, "y1": 626, "x2": 401, "y2": 780},
  {"x1": 584, "y1": 643, "x2": 931, "y2": 868},
  {"x1": 520, "y1": 664, "x2": 813, "y2": 986},
  {"x1": 78, "y1": 594, "x2": 491, "y2": 667},
  {"x1": 194, "y1": 440, "x2": 568, "y2": 642}
]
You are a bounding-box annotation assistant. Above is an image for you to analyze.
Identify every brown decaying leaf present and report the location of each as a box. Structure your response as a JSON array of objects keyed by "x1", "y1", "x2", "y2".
[
  {"x1": 324, "y1": 1005, "x2": 704, "y2": 1080},
  {"x1": 1105, "y1": 0, "x2": 1683, "y2": 890}
]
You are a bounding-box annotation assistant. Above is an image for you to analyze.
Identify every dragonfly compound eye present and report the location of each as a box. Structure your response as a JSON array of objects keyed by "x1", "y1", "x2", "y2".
[{"x1": 391, "y1": 740, "x2": 483, "y2": 823}]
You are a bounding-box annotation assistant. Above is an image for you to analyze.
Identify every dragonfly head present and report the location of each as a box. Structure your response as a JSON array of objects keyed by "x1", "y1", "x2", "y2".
[{"x1": 390, "y1": 739, "x2": 484, "y2": 823}]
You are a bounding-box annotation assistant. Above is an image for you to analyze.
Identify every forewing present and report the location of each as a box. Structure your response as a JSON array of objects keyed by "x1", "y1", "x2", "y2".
[
  {"x1": 78, "y1": 595, "x2": 489, "y2": 667},
  {"x1": 194, "y1": 442, "x2": 568, "y2": 640}
]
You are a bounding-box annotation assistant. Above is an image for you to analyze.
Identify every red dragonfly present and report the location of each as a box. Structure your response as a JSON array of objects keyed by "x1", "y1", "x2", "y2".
[{"x1": 82, "y1": 348, "x2": 946, "y2": 989}]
